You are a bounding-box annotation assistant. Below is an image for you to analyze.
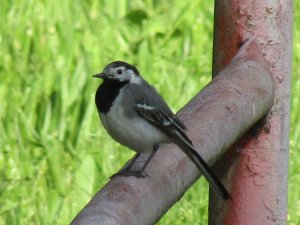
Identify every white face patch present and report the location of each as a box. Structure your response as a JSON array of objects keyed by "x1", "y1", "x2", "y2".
[
  {"x1": 130, "y1": 72, "x2": 142, "y2": 84},
  {"x1": 108, "y1": 66, "x2": 141, "y2": 84},
  {"x1": 113, "y1": 66, "x2": 126, "y2": 81}
]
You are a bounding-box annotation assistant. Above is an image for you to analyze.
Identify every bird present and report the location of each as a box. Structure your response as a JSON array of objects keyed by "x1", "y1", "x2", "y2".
[{"x1": 93, "y1": 61, "x2": 230, "y2": 200}]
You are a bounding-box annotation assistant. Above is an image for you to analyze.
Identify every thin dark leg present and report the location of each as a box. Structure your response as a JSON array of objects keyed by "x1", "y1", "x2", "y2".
[
  {"x1": 138, "y1": 144, "x2": 159, "y2": 174},
  {"x1": 109, "y1": 153, "x2": 141, "y2": 179},
  {"x1": 123, "y1": 153, "x2": 141, "y2": 171},
  {"x1": 111, "y1": 145, "x2": 159, "y2": 179}
]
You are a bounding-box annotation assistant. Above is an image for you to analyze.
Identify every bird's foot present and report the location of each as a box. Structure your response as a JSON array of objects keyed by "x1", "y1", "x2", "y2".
[{"x1": 110, "y1": 170, "x2": 148, "y2": 179}]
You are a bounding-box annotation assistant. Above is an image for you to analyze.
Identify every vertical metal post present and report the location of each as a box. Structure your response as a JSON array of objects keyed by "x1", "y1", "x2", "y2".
[{"x1": 209, "y1": 1, "x2": 293, "y2": 224}]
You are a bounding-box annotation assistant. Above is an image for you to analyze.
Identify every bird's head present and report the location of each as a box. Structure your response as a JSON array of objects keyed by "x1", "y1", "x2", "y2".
[{"x1": 93, "y1": 61, "x2": 141, "y2": 84}]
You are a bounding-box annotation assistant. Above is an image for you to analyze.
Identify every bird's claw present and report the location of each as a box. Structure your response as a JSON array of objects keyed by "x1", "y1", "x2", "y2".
[{"x1": 109, "y1": 170, "x2": 148, "y2": 179}]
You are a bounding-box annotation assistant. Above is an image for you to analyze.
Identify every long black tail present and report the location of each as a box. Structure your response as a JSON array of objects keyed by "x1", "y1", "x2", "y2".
[{"x1": 170, "y1": 130, "x2": 231, "y2": 200}]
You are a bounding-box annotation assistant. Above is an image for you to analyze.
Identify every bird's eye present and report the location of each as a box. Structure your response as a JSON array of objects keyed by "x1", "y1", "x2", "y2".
[{"x1": 117, "y1": 69, "x2": 123, "y2": 74}]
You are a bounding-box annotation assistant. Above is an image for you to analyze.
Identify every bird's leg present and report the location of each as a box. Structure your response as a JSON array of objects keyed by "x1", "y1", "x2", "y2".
[
  {"x1": 109, "y1": 153, "x2": 141, "y2": 179},
  {"x1": 138, "y1": 144, "x2": 159, "y2": 174},
  {"x1": 111, "y1": 145, "x2": 159, "y2": 179}
]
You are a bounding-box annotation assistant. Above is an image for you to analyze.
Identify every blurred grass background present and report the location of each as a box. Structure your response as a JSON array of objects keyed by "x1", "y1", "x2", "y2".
[{"x1": 0, "y1": 1, "x2": 299, "y2": 224}]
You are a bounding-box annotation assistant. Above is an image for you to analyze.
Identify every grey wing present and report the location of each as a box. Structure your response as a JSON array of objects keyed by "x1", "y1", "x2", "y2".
[
  {"x1": 132, "y1": 83, "x2": 190, "y2": 143},
  {"x1": 131, "y1": 84, "x2": 231, "y2": 199},
  {"x1": 135, "y1": 103, "x2": 186, "y2": 133}
]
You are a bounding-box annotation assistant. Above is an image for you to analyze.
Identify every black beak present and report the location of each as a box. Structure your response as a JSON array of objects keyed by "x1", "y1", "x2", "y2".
[{"x1": 92, "y1": 73, "x2": 106, "y2": 79}]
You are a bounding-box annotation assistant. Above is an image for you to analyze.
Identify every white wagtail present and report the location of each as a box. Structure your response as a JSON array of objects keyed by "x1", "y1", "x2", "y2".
[{"x1": 93, "y1": 61, "x2": 230, "y2": 200}]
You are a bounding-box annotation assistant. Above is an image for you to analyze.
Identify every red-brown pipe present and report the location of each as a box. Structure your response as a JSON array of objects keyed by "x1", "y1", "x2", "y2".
[{"x1": 209, "y1": 1, "x2": 292, "y2": 224}]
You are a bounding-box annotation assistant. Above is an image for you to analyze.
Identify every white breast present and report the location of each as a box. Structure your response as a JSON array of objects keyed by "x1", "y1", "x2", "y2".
[{"x1": 99, "y1": 91, "x2": 169, "y2": 153}]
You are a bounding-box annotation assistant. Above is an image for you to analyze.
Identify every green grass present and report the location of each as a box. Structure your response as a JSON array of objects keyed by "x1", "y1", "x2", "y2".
[{"x1": 0, "y1": 1, "x2": 299, "y2": 224}]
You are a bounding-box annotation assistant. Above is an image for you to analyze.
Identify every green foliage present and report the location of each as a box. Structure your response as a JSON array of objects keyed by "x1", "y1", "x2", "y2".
[
  {"x1": 289, "y1": 1, "x2": 300, "y2": 224},
  {"x1": 0, "y1": 1, "x2": 299, "y2": 224}
]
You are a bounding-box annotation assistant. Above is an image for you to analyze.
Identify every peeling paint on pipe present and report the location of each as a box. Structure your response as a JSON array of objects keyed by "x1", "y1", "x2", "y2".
[{"x1": 209, "y1": 1, "x2": 292, "y2": 225}]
